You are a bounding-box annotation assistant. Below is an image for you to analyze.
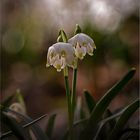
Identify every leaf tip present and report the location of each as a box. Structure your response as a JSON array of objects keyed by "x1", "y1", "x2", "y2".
[
  {"x1": 130, "y1": 67, "x2": 136, "y2": 72},
  {"x1": 128, "y1": 67, "x2": 136, "y2": 77},
  {"x1": 83, "y1": 89, "x2": 88, "y2": 93}
]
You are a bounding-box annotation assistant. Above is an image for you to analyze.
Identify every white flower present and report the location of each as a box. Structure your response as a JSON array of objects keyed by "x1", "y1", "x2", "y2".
[
  {"x1": 46, "y1": 42, "x2": 76, "y2": 72},
  {"x1": 68, "y1": 33, "x2": 96, "y2": 59}
]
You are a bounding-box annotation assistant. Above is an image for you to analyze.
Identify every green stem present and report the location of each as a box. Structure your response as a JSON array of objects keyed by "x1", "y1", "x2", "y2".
[
  {"x1": 63, "y1": 67, "x2": 73, "y2": 140},
  {"x1": 60, "y1": 29, "x2": 73, "y2": 139},
  {"x1": 71, "y1": 68, "x2": 77, "y2": 117}
]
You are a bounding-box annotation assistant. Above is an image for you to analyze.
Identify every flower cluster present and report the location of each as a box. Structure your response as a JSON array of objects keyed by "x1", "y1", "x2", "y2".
[{"x1": 46, "y1": 28, "x2": 96, "y2": 72}]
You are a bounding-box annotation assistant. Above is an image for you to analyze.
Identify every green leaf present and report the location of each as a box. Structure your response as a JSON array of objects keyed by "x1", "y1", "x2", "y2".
[
  {"x1": 74, "y1": 119, "x2": 88, "y2": 127},
  {"x1": 90, "y1": 68, "x2": 136, "y2": 122},
  {"x1": 108, "y1": 99, "x2": 140, "y2": 140},
  {"x1": 84, "y1": 90, "x2": 96, "y2": 113},
  {"x1": 60, "y1": 30, "x2": 68, "y2": 43},
  {"x1": 1, "y1": 94, "x2": 15, "y2": 109},
  {"x1": 16, "y1": 89, "x2": 26, "y2": 109},
  {"x1": 1, "y1": 112, "x2": 31, "y2": 140},
  {"x1": 46, "y1": 114, "x2": 56, "y2": 139},
  {"x1": 80, "y1": 108, "x2": 86, "y2": 120},
  {"x1": 74, "y1": 96, "x2": 86, "y2": 121},
  {"x1": 74, "y1": 24, "x2": 82, "y2": 35},
  {"x1": 94, "y1": 109, "x2": 124, "y2": 140},
  {"x1": 1, "y1": 109, "x2": 49, "y2": 140},
  {"x1": 0, "y1": 104, "x2": 4, "y2": 110},
  {"x1": 103, "y1": 109, "x2": 116, "y2": 127},
  {"x1": 62, "y1": 119, "x2": 88, "y2": 140},
  {"x1": 119, "y1": 128, "x2": 139, "y2": 140},
  {"x1": 80, "y1": 68, "x2": 136, "y2": 140},
  {"x1": 98, "y1": 109, "x2": 117, "y2": 140}
]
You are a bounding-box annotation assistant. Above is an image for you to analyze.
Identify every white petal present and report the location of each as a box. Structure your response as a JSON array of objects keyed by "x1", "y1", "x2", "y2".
[
  {"x1": 46, "y1": 46, "x2": 56, "y2": 66},
  {"x1": 53, "y1": 42, "x2": 75, "y2": 66},
  {"x1": 50, "y1": 55, "x2": 57, "y2": 65},
  {"x1": 87, "y1": 43, "x2": 93, "y2": 56},
  {"x1": 53, "y1": 55, "x2": 66, "y2": 72},
  {"x1": 75, "y1": 43, "x2": 86, "y2": 60},
  {"x1": 68, "y1": 33, "x2": 94, "y2": 47},
  {"x1": 52, "y1": 42, "x2": 73, "y2": 53},
  {"x1": 61, "y1": 57, "x2": 66, "y2": 69},
  {"x1": 66, "y1": 53, "x2": 76, "y2": 68}
]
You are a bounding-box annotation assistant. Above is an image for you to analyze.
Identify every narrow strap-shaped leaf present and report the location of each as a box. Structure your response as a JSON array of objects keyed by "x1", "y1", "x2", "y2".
[
  {"x1": 1, "y1": 109, "x2": 49, "y2": 140},
  {"x1": 1, "y1": 94, "x2": 15, "y2": 109},
  {"x1": 108, "y1": 99, "x2": 140, "y2": 140},
  {"x1": 16, "y1": 89, "x2": 26, "y2": 109},
  {"x1": 103, "y1": 109, "x2": 116, "y2": 128},
  {"x1": 74, "y1": 96, "x2": 86, "y2": 121},
  {"x1": 84, "y1": 90, "x2": 96, "y2": 113},
  {"x1": 80, "y1": 107, "x2": 86, "y2": 120},
  {"x1": 119, "y1": 128, "x2": 139, "y2": 140},
  {"x1": 62, "y1": 119, "x2": 88, "y2": 140},
  {"x1": 1, "y1": 112, "x2": 31, "y2": 140},
  {"x1": 90, "y1": 68, "x2": 136, "y2": 123},
  {"x1": 74, "y1": 118, "x2": 88, "y2": 127},
  {"x1": 13, "y1": 110, "x2": 49, "y2": 140},
  {"x1": 80, "y1": 68, "x2": 136, "y2": 140},
  {"x1": 98, "y1": 109, "x2": 117, "y2": 140},
  {"x1": 1, "y1": 114, "x2": 48, "y2": 138},
  {"x1": 46, "y1": 114, "x2": 56, "y2": 139},
  {"x1": 94, "y1": 109, "x2": 124, "y2": 140}
]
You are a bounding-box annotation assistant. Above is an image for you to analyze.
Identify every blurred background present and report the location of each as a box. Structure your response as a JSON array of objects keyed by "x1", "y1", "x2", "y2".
[{"x1": 0, "y1": 0, "x2": 139, "y2": 138}]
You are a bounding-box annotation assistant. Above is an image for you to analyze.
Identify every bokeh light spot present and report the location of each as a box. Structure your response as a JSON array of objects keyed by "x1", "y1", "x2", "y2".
[{"x1": 2, "y1": 29, "x2": 25, "y2": 53}]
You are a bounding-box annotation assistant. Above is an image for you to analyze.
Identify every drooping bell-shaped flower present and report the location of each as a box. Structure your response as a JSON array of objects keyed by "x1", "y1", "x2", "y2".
[
  {"x1": 46, "y1": 42, "x2": 76, "y2": 72},
  {"x1": 68, "y1": 33, "x2": 96, "y2": 60}
]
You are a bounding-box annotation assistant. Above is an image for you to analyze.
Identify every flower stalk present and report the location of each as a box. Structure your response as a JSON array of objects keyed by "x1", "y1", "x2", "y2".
[
  {"x1": 60, "y1": 30, "x2": 73, "y2": 140},
  {"x1": 46, "y1": 25, "x2": 96, "y2": 140},
  {"x1": 71, "y1": 24, "x2": 81, "y2": 119},
  {"x1": 71, "y1": 67, "x2": 77, "y2": 117},
  {"x1": 63, "y1": 66, "x2": 72, "y2": 125}
]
